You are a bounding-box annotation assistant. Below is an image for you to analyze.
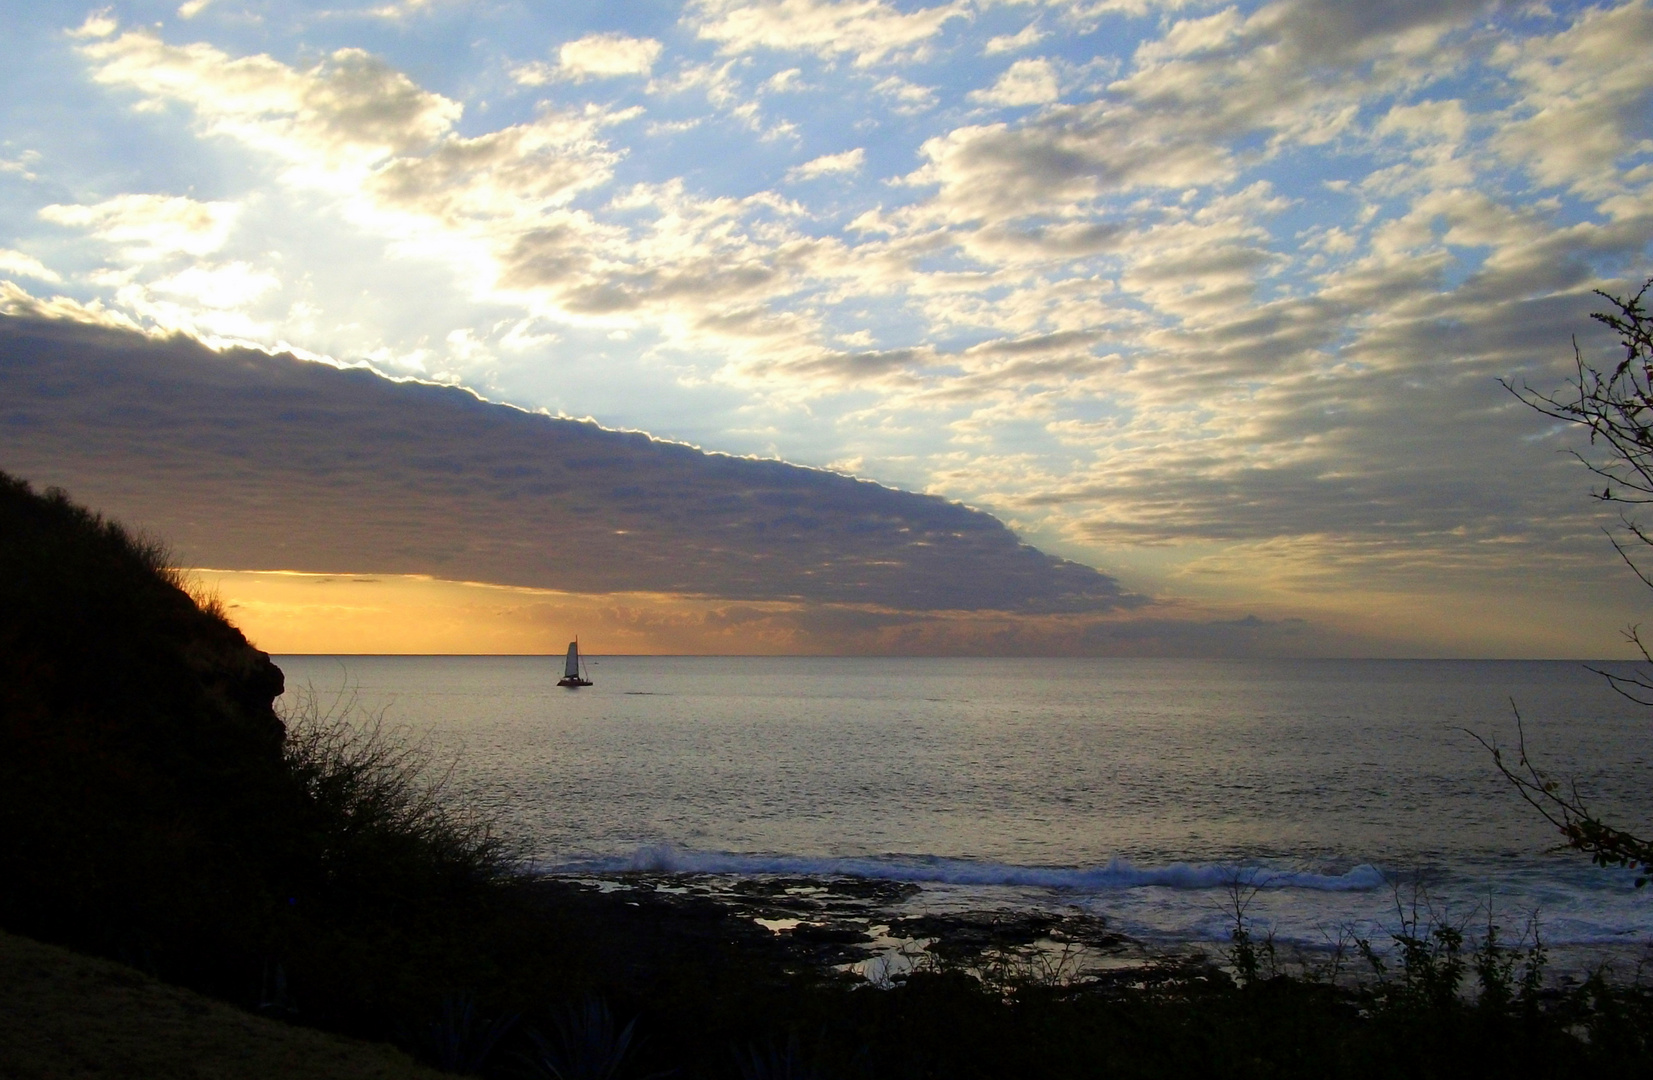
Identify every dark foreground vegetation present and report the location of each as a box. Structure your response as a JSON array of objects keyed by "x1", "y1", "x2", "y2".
[
  {"x1": 4, "y1": 468, "x2": 1653, "y2": 1079},
  {"x1": 0, "y1": 928, "x2": 446, "y2": 1079},
  {"x1": 1495, "y1": 278, "x2": 1653, "y2": 886}
]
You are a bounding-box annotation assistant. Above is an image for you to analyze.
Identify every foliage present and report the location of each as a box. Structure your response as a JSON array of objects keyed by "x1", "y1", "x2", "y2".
[
  {"x1": 1494, "y1": 278, "x2": 1653, "y2": 884},
  {"x1": 280, "y1": 688, "x2": 516, "y2": 916},
  {"x1": 402, "y1": 993, "x2": 519, "y2": 1074},
  {"x1": 1223, "y1": 877, "x2": 1280, "y2": 988},
  {"x1": 516, "y1": 996, "x2": 668, "y2": 1080},
  {"x1": 1351, "y1": 888, "x2": 1545, "y2": 1017},
  {"x1": 733, "y1": 1032, "x2": 833, "y2": 1080},
  {"x1": 1475, "y1": 710, "x2": 1653, "y2": 885}
]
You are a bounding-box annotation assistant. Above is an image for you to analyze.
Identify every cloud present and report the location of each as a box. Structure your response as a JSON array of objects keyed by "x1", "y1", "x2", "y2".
[
  {"x1": 785, "y1": 147, "x2": 865, "y2": 182},
  {"x1": 79, "y1": 27, "x2": 463, "y2": 173},
  {"x1": 0, "y1": 249, "x2": 62, "y2": 283},
  {"x1": 149, "y1": 262, "x2": 281, "y2": 308},
  {"x1": 0, "y1": 151, "x2": 41, "y2": 182},
  {"x1": 994, "y1": 279, "x2": 1633, "y2": 589},
  {"x1": 1035, "y1": 0, "x2": 1212, "y2": 21},
  {"x1": 764, "y1": 68, "x2": 803, "y2": 92},
  {"x1": 365, "y1": 109, "x2": 622, "y2": 224},
  {"x1": 984, "y1": 22, "x2": 1048, "y2": 55},
  {"x1": 902, "y1": 0, "x2": 1496, "y2": 225},
  {"x1": 562, "y1": 33, "x2": 663, "y2": 78},
  {"x1": 1491, "y1": 0, "x2": 1653, "y2": 198},
  {"x1": 0, "y1": 313, "x2": 1137, "y2": 615},
  {"x1": 70, "y1": 22, "x2": 818, "y2": 362},
  {"x1": 68, "y1": 10, "x2": 118, "y2": 39},
  {"x1": 0, "y1": 280, "x2": 142, "y2": 331},
  {"x1": 352, "y1": 0, "x2": 458, "y2": 21},
  {"x1": 68, "y1": 24, "x2": 653, "y2": 339},
  {"x1": 872, "y1": 74, "x2": 938, "y2": 114},
  {"x1": 513, "y1": 35, "x2": 664, "y2": 87},
  {"x1": 38, "y1": 194, "x2": 240, "y2": 261},
  {"x1": 970, "y1": 57, "x2": 1060, "y2": 106},
  {"x1": 688, "y1": 0, "x2": 970, "y2": 66}
]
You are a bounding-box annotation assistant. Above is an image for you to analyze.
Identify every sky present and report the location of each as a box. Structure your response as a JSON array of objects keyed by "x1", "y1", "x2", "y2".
[{"x1": 1, "y1": 0, "x2": 1651, "y2": 656}]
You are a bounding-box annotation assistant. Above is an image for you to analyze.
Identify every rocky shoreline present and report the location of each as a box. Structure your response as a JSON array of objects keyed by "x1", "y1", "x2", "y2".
[
  {"x1": 531, "y1": 870, "x2": 1653, "y2": 996},
  {"x1": 530, "y1": 872, "x2": 1223, "y2": 991}
]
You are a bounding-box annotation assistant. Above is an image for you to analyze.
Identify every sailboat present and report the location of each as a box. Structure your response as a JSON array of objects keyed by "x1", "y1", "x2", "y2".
[{"x1": 557, "y1": 639, "x2": 593, "y2": 687}]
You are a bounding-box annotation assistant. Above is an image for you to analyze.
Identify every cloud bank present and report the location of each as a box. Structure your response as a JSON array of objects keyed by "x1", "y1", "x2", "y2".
[{"x1": 0, "y1": 313, "x2": 1130, "y2": 616}]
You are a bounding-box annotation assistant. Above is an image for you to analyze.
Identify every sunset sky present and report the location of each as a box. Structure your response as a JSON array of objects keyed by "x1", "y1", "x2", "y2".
[{"x1": 2, "y1": 0, "x2": 1651, "y2": 656}]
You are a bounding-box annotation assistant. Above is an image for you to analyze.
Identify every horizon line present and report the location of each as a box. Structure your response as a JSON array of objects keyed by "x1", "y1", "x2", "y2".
[{"x1": 266, "y1": 653, "x2": 1624, "y2": 662}]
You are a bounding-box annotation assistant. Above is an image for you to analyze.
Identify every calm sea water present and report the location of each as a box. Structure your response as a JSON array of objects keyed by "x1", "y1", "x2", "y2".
[{"x1": 275, "y1": 656, "x2": 1653, "y2": 965}]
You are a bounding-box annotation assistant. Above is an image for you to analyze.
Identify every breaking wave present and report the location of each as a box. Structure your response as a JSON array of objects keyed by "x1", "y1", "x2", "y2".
[{"x1": 541, "y1": 847, "x2": 1388, "y2": 893}]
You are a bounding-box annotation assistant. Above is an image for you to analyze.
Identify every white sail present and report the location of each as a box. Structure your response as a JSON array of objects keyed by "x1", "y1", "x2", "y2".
[{"x1": 563, "y1": 641, "x2": 580, "y2": 679}]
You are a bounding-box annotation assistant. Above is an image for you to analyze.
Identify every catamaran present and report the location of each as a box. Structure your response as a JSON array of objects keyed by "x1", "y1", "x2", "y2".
[{"x1": 557, "y1": 639, "x2": 593, "y2": 687}]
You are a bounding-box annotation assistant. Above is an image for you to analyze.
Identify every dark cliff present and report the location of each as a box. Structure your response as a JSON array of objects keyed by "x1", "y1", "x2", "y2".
[
  {"x1": 0, "y1": 470, "x2": 521, "y2": 1031},
  {"x1": 0, "y1": 470, "x2": 290, "y2": 989}
]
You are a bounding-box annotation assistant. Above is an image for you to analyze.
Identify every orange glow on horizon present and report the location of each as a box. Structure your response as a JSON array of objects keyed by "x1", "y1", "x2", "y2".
[
  {"x1": 188, "y1": 568, "x2": 1634, "y2": 659},
  {"x1": 190, "y1": 569, "x2": 811, "y2": 655}
]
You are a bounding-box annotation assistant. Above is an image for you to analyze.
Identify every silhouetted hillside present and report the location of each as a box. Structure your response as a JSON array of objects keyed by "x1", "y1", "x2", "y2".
[
  {"x1": 0, "y1": 471, "x2": 290, "y2": 985},
  {"x1": 0, "y1": 471, "x2": 522, "y2": 1023}
]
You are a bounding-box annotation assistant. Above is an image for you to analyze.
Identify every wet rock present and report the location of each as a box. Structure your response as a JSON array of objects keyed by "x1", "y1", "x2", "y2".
[{"x1": 789, "y1": 923, "x2": 870, "y2": 945}]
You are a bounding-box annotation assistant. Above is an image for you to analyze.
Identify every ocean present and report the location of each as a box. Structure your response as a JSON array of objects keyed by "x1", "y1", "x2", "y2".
[{"x1": 275, "y1": 655, "x2": 1653, "y2": 975}]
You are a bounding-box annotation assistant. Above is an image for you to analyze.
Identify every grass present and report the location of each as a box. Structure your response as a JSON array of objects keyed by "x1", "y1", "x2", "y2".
[
  {"x1": 0, "y1": 928, "x2": 447, "y2": 1080},
  {"x1": 280, "y1": 687, "x2": 517, "y2": 906}
]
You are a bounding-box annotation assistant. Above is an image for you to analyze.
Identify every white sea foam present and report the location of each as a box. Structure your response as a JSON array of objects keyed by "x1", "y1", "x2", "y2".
[{"x1": 542, "y1": 846, "x2": 1389, "y2": 893}]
